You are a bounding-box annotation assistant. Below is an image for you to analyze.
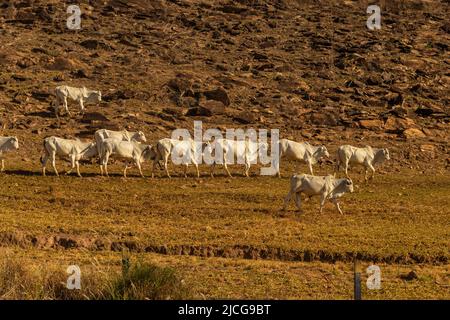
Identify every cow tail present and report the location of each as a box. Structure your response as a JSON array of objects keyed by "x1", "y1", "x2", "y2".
[{"x1": 40, "y1": 139, "x2": 47, "y2": 165}]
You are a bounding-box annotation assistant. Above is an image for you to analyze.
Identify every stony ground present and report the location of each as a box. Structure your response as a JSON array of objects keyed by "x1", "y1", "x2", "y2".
[{"x1": 0, "y1": 0, "x2": 448, "y2": 299}]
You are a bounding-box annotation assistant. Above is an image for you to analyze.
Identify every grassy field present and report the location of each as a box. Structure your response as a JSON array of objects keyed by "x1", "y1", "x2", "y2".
[{"x1": 0, "y1": 161, "x2": 448, "y2": 299}]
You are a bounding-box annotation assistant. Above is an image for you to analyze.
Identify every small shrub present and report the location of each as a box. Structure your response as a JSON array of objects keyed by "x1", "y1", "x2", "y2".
[{"x1": 104, "y1": 262, "x2": 190, "y2": 300}]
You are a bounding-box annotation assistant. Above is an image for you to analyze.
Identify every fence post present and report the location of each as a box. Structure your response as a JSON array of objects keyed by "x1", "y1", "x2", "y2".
[{"x1": 354, "y1": 259, "x2": 362, "y2": 300}]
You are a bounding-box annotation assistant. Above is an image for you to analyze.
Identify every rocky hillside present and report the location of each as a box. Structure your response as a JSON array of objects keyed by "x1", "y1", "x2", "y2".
[{"x1": 0, "y1": 0, "x2": 448, "y2": 170}]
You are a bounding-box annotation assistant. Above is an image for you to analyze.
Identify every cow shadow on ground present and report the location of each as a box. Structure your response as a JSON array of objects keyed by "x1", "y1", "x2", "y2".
[{"x1": 26, "y1": 111, "x2": 54, "y2": 119}]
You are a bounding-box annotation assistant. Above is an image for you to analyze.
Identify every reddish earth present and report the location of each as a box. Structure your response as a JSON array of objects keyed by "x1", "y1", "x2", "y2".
[{"x1": 0, "y1": 0, "x2": 448, "y2": 171}]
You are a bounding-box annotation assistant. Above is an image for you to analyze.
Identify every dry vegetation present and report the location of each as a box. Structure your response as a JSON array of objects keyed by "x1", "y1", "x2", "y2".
[
  {"x1": 0, "y1": 0, "x2": 448, "y2": 299},
  {"x1": 0, "y1": 161, "x2": 448, "y2": 299}
]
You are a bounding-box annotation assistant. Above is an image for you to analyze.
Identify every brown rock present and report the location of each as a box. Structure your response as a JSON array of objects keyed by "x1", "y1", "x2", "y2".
[
  {"x1": 419, "y1": 144, "x2": 436, "y2": 158},
  {"x1": 234, "y1": 111, "x2": 257, "y2": 124},
  {"x1": 47, "y1": 57, "x2": 77, "y2": 71},
  {"x1": 403, "y1": 128, "x2": 426, "y2": 139},
  {"x1": 200, "y1": 100, "x2": 226, "y2": 115},
  {"x1": 203, "y1": 88, "x2": 230, "y2": 106},
  {"x1": 186, "y1": 100, "x2": 226, "y2": 117},
  {"x1": 359, "y1": 119, "x2": 383, "y2": 130},
  {"x1": 310, "y1": 112, "x2": 339, "y2": 126},
  {"x1": 384, "y1": 117, "x2": 417, "y2": 132}
]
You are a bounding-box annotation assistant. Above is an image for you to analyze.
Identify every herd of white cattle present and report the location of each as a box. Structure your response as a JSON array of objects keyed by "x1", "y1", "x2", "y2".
[{"x1": 0, "y1": 86, "x2": 392, "y2": 214}]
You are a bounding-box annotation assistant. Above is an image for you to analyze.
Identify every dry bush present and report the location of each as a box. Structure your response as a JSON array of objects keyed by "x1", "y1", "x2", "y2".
[
  {"x1": 102, "y1": 259, "x2": 190, "y2": 300},
  {"x1": 0, "y1": 257, "x2": 190, "y2": 300}
]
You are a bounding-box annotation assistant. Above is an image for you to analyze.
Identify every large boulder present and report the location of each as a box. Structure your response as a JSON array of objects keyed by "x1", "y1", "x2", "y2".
[
  {"x1": 359, "y1": 119, "x2": 383, "y2": 130},
  {"x1": 186, "y1": 100, "x2": 226, "y2": 117},
  {"x1": 403, "y1": 128, "x2": 426, "y2": 139},
  {"x1": 384, "y1": 116, "x2": 417, "y2": 132},
  {"x1": 202, "y1": 88, "x2": 230, "y2": 106}
]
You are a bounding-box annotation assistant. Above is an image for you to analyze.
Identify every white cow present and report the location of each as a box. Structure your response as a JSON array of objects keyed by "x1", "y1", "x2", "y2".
[
  {"x1": 283, "y1": 174, "x2": 354, "y2": 214},
  {"x1": 54, "y1": 85, "x2": 102, "y2": 117},
  {"x1": 152, "y1": 138, "x2": 200, "y2": 178},
  {"x1": 335, "y1": 145, "x2": 390, "y2": 181},
  {"x1": 41, "y1": 136, "x2": 98, "y2": 177},
  {"x1": 94, "y1": 129, "x2": 146, "y2": 154},
  {"x1": 99, "y1": 138, "x2": 155, "y2": 178},
  {"x1": 276, "y1": 139, "x2": 329, "y2": 177},
  {"x1": 206, "y1": 138, "x2": 267, "y2": 178},
  {"x1": 0, "y1": 136, "x2": 19, "y2": 172}
]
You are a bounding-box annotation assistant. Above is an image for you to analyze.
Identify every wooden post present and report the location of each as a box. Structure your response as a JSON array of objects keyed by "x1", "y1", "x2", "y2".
[{"x1": 354, "y1": 259, "x2": 362, "y2": 300}]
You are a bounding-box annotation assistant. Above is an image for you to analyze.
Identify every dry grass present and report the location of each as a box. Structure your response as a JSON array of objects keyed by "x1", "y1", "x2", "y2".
[
  {"x1": 0, "y1": 162, "x2": 448, "y2": 261},
  {"x1": 1, "y1": 248, "x2": 448, "y2": 300},
  {"x1": 0, "y1": 251, "x2": 189, "y2": 300},
  {"x1": 0, "y1": 160, "x2": 448, "y2": 299}
]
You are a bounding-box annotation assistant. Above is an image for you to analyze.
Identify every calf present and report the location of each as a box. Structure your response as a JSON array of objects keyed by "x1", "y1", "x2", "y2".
[
  {"x1": 283, "y1": 174, "x2": 354, "y2": 214},
  {"x1": 0, "y1": 136, "x2": 19, "y2": 172},
  {"x1": 41, "y1": 137, "x2": 98, "y2": 177},
  {"x1": 335, "y1": 145, "x2": 390, "y2": 181}
]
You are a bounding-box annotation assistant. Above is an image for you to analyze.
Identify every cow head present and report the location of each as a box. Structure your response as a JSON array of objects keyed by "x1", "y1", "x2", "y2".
[
  {"x1": 134, "y1": 131, "x2": 147, "y2": 143},
  {"x1": 344, "y1": 178, "x2": 354, "y2": 193},
  {"x1": 316, "y1": 145, "x2": 329, "y2": 159},
  {"x1": 91, "y1": 90, "x2": 102, "y2": 103},
  {"x1": 83, "y1": 142, "x2": 98, "y2": 158},
  {"x1": 382, "y1": 148, "x2": 390, "y2": 161},
  {"x1": 10, "y1": 136, "x2": 19, "y2": 150}
]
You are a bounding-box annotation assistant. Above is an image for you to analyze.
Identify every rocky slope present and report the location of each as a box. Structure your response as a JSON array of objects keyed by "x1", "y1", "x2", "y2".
[{"x1": 0, "y1": 0, "x2": 448, "y2": 171}]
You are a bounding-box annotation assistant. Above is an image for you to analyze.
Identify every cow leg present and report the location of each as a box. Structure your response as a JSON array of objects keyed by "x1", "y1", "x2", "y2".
[
  {"x1": 79, "y1": 99, "x2": 85, "y2": 113},
  {"x1": 307, "y1": 161, "x2": 314, "y2": 175},
  {"x1": 283, "y1": 189, "x2": 293, "y2": 211},
  {"x1": 66, "y1": 155, "x2": 76, "y2": 175},
  {"x1": 244, "y1": 162, "x2": 250, "y2": 178},
  {"x1": 123, "y1": 164, "x2": 129, "y2": 178},
  {"x1": 194, "y1": 163, "x2": 200, "y2": 178},
  {"x1": 210, "y1": 163, "x2": 216, "y2": 178},
  {"x1": 41, "y1": 154, "x2": 48, "y2": 176},
  {"x1": 76, "y1": 161, "x2": 81, "y2": 177},
  {"x1": 224, "y1": 162, "x2": 232, "y2": 177},
  {"x1": 0, "y1": 159, "x2": 4, "y2": 172},
  {"x1": 151, "y1": 160, "x2": 157, "y2": 178},
  {"x1": 332, "y1": 198, "x2": 343, "y2": 215},
  {"x1": 136, "y1": 160, "x2": 144, "y2": 178},
  {"x1": 319, "y1": 194, "x2": 327, "y2": 214},
  {"x1": 368, "y1": 163, "x2": 376, "y2": 181},
  {"x1": 103, "y1": 153, "x2": 110, "y2": 177},
  {"x1": 183, "y1": 164, "x2": 188, "y2": 178},
  {"x1": 164, "y1": 154, "x2": 171, "y2": 178},
  {"x1": 344, "y1": 161, "x2": 350, "y2": 179},
  {"x1": 51, "y1": 152, "x2": 59, "y2": 176},
  {"x1": 334, "y1": 159, "x2": 340, "y2": 177},
  {"x1": 63, "y1": 97, "x2": 71, "y2": 116},
  {"x1": 294, "y1": 192, "x2": 302, "y2": 212}
]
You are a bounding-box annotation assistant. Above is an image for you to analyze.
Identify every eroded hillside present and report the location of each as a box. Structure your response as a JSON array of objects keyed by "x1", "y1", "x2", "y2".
[{"x1": 0, "y1": 0, "x2": 448, "y2": 170}]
